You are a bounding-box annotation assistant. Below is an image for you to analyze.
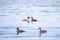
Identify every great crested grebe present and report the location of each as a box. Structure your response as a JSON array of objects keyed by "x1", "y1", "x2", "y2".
[
  {"x1": 31, "y1": 17, "x2": 37, "y2": 22},
  {"x1": 16, "y1": 27, "x2": 25, "y2": 35},
  {"x1": 39, "y1": 27, "x2": 47, "y2": 33},
  {"x1": 22, "y1": 17, "x2": 30, "y2": 22}
]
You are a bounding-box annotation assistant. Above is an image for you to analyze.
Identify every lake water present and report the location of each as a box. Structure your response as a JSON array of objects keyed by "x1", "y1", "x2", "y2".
[
  {"x1": 0, "y1": 26, "x2": 60, "y2": 40},
  {"x1": 0, "y1": 0, "x2": 60, "y2": 40}
]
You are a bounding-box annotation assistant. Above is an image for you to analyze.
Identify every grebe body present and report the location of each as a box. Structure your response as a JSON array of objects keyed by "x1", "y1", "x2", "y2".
[{"x1": 16, "y1": 27, "x2": 25, "y2": 35}]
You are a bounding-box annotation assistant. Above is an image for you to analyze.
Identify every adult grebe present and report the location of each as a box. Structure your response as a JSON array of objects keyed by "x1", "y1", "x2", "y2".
[
  {"x1": 31, "y1": 17, "x2": 37, "y2": 22},
  {"x1": 39, "y1": 27, "x2": 47, "y2": 33},
  {"x1": 39, "y1": 27, "x2": 47, "y2": 37},
  {"x1": 22, "y1": 17, "x2": 30, "y2": 22},
  {"x1": 16, "y1": 27, "x2": 25, "y2": 35}
]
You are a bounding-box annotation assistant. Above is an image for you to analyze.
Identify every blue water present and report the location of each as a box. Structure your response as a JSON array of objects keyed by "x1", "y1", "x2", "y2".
[
  {"x1": 0, "y1": 26, "x2": 60, "y2": 40},
  {"x1": 0, "y1": 0, "x2": 60, "y2": 40}
]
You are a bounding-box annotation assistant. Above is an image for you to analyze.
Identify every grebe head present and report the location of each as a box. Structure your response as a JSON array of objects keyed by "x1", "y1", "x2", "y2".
[
  {"x1": 28, "y1": 17, "x2": 30, "y2": 19},
  {"x1": 16, "y1": 27, "x2": 19, "y2": 30},
  {"x1": 39, "y1": 27, "x2": 41, "y2": 30}
]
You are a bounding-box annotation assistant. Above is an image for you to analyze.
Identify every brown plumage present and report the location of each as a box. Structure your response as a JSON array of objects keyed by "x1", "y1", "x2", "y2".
[
  {"x1": 22, "y1": 17, "x2": 30, "y2": 22},
  {"x1": 39, "y1": 27, "x2": 47, "y2": 37},
  {"x1": 16, "y1": 27, "x2": 25, "y2": 35},
  {"x1": 39, "y1": 28, "x2": 47, "y2": 33},
  {"x1": 22, "y1": 19, "x2": 29, "y2": 22}
]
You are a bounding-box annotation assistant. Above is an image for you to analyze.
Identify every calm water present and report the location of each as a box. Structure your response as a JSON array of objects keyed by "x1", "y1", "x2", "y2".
[
  {"x1": 0, "y1": 0, "x2": 60, "y2": 40},
  {"x1": 0, "y1": 26, "x2": 60, "y2": 40}
]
